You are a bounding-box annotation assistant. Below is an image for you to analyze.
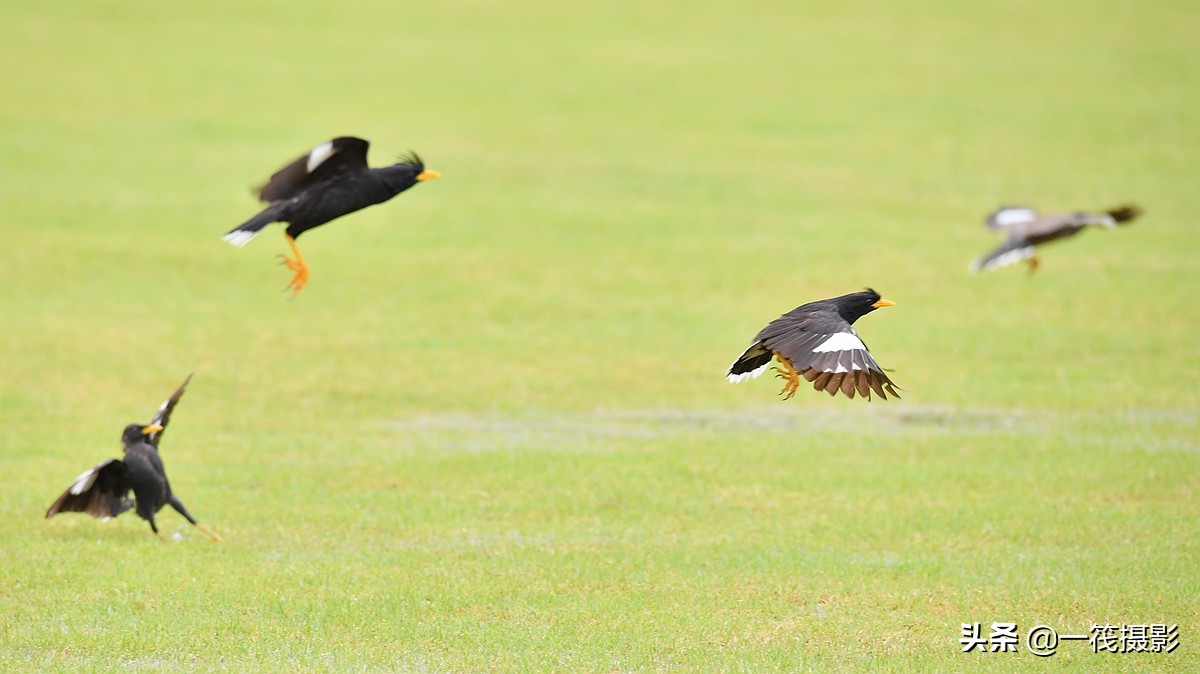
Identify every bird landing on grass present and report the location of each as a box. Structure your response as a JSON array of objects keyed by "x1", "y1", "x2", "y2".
[
  {"x1": 45, "y1": 374, "x2": 221, "y2": 542},
  {"x1": 223, "y1": 137, "x2": 440, "y2": 296}
]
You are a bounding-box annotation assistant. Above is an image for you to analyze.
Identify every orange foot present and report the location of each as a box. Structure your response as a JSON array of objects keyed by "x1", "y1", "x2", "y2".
[
  {"x1": 1026, "y1": 256, "x2": 1040, "y2": 274},
  {"x1": 278, "y1": 254, "x2": 310, "y2": 296},
  {"x1": 771, "y1": 355, "x2": 801, "y2": 400},
  {"x1": 279, "y1": 234, "x2": 310, "y2": 297}
]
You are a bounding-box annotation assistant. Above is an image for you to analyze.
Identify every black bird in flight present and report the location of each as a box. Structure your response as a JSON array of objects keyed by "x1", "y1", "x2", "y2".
[
  {"x1": 969, "y1": 204, "x2": 1141, "y2": 273},
  {"x1": 46, "y1": 374, "x2": 221, "y2": 542},
  {"x1": 728, "y1": 289, "x2": 899, "y2": 400},
  {"x1": 223, "y1": 136, "x2": 441, "y2": 296}
]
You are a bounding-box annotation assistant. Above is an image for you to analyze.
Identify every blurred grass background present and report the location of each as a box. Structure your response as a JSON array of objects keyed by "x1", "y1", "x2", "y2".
[{"x1": 0, "y1": 0, "x2": 1197, "y2": 670}]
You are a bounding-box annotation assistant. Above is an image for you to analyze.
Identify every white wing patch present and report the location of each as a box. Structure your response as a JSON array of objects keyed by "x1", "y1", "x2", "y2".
[
  {"x1": 812, "y1": 332, "x2": 867, "y2": 354},
  {"x1": 306, "y1": 141, "x2": 335, "y2": 173},
  {"x1": 222, "y1": 229, "x2": 259, "y2": 248},
  {"x1": 69, "y1": 468, "x2": 99, "y2": 495},
  {"x1": 991, "y1": 207, "x2": 1037, "y2": 228}
]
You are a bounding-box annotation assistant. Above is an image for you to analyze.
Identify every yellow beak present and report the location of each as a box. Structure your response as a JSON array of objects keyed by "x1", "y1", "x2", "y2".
[
  {"x1": 416, "y1": 169, "x2": 441, "y2": 182},
  {"x1": 871, "y1": 298, "x2": 896, "y2": 309},
  {"x1": 141, "y1": 424, "x2": 164, "y2": 435}
]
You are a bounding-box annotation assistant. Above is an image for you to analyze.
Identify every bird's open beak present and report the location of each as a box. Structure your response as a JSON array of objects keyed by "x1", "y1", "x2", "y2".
[
  {"x1": 416, "y1": 169, "x2": 441, "y2": 182},
  {"x1": 141, "y1": 424, "x2": 164, "y2": 435},
  {"x1": 872, "y1": 298, "x2": 896, "y2": 309}
]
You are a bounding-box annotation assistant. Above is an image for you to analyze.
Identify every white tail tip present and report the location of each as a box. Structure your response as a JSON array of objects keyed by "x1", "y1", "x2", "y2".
[
  {"x1": 727, "y1": 361, "x2": 771, "y2": 384},
  {"x1": 222, "y1": 230, "x2": 258, "y2": 248}
]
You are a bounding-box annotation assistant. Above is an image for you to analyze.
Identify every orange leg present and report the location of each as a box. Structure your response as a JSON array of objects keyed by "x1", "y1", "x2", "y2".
[
  {"x1": 195, "y1": 522, "x2": 223, "y2": 542},
  {"x1": 1025, "y1": 255, "x2": 1040, "y2": 274},
  {"x1": 770, "y1": 354, "x2": 801, "y2": 400},
  {"x1": 277, "y1": 234, "x2": 310, "y2": 296}
]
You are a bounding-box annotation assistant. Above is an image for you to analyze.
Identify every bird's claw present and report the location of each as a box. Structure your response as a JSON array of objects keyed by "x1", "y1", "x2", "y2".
[
  {"x1": 772, "y1": 365, "x2": 800, "y2": 400},
  {"x1": 277, "y1": 255, "x2": 309, "y2": 296}
]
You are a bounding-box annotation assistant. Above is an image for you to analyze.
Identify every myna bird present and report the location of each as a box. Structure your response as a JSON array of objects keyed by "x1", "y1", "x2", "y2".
[
  {"x1": 727, "y1": 289, "x2": 899, "y2": 400},
  {"x1": 222, "y1": 136, "x2": 441, "y2": 296},
  {"x1": 45, "y1": 374, "x2": 221, "y2": 542},
  {"x1": 969, "y1": 204, "x2": 1141, "y2": 273}
]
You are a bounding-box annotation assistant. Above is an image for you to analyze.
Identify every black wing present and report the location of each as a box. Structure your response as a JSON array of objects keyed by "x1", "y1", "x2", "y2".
[
  {"x1": 258, "y1": 137, "x2": 371, "y2": 202},
  {"x1": 147, "y1": 373, "x2": 192, "y2": 447},
  {"x1": 769, "y1": 332, "x2": 898, "y2": 400},
  {"x1": 45, "y1": 459, "x2": 132, "y2": 519},
  {"x1": 969, "y1": 235, "x2": 1036, "y2": 272}
]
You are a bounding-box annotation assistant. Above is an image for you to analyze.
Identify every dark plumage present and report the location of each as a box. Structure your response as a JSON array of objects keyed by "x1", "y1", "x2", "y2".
[
  {"x1": 223, "y1": 136, "x2": 441, "y2": 295},
  {"x1": 970, "y1": 204, "x2": 1141, "y2": 273},
  {"x1": 45, "y1": 375, "x2": 220, "y2": 541},
  {"x1": 727, "y1": 289, "x2": 899, "y2": 400}
]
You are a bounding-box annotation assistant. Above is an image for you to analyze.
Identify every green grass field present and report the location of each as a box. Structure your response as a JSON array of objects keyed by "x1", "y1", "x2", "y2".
[{"x1": 1, "y1": 0, "x2": 1197, "y2": 670}]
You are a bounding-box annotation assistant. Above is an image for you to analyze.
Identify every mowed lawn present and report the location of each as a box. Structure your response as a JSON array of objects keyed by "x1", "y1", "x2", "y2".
[{"x1": 1, "y1": 0, "x2": 1197, "y2": 671}]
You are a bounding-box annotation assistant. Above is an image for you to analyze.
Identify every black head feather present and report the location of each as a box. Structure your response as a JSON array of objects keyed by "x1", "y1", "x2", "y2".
[
  {"x1": 830, "y1": 288, "x2": 887, "y2": 324},
  {"x1": 120, "y1": 423, "x2": 159, "y2": 447},
  {"x1": 396, "y1": 152, "x2": 424, "y2": 170}
]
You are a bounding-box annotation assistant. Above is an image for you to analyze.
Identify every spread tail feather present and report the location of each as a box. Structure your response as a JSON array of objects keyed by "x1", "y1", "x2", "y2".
[{"x1": 727, "y1": 342, "x2": 774, "y2": 383}]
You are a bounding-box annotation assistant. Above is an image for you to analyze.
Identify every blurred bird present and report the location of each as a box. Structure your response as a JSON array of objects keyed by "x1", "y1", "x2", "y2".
[
  {"x1": 45, "y1": 374, "x2": 221, "y2": 542},
  {"x1": 969, "y1": 204, "x2": 1141, "y2": 273},
  {"x1": 727, "y1": 289, "x2": 899, "y2": 400},
  {"x1": 223, "y1": 136, "x2": 441, "y2": 296}
]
